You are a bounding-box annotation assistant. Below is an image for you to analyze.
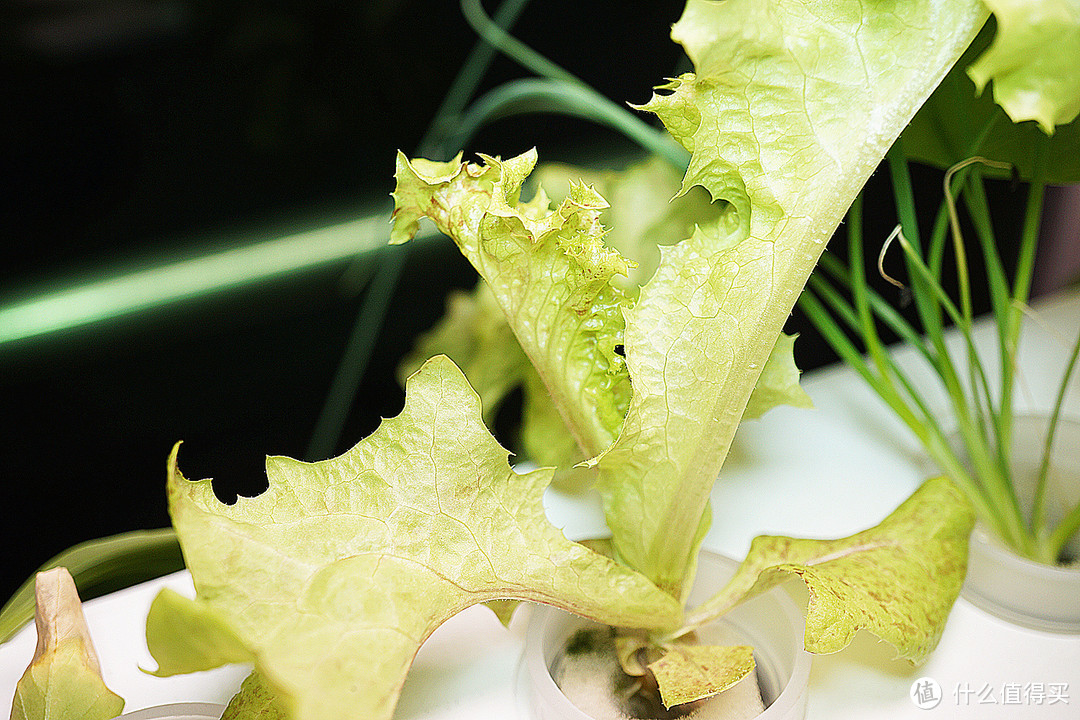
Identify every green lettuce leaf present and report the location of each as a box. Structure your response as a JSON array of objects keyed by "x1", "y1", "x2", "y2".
[
  {"x1": 9, "y1": 568, "x2": 125, "y2": 720},
  {"x1": 397, "y1": 281, "x2": 593, "y2": 491},
  {"x1": 392, "y1": 151, "x2": 632, "y2": 462},
  {"x1": 968, "y1": 0, "x2": 1080, "y2": 133},
  {"x1": 397, "y1": 155, "x2": 812, "y2": 494},
  {"x1": 594, "y1": 0, "x2": 988, "y2": 597},
  {"x1": 524, "y1": 155, "x2": 725, "y2": 489},
  {"x1": 680, "y1": 477, "x2": 974, "y2": 664},
  {"x1": 520, "y1": 367, "x2": 595, "y2": 490},
  {"x1": 146, "y1": 355, "x2": 679, "y2": 720}
]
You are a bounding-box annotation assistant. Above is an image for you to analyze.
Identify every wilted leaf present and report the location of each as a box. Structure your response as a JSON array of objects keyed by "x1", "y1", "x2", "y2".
[
  {"x1": 648, "y1": 644, "x2": 755, "y2": 708},
  {"x1": 9, "y1": 568, "x2": 124, "y2": 720}
]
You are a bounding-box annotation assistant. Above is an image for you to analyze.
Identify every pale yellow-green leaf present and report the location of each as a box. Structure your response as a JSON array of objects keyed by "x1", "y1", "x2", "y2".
[
  {"x1": 146, "y1": 356, "x2": 680, "y2": 720},
  {"x1": 596, "y1": 0, "x2": 987, "y2": 598},
  {"x1": 392, "y1": 151, "x2": 632, "y2": 462},
  {"x1": 682, "y1": 477, "x2": 974, "y2": 663},
  {"x1": 534, "y1": 156, "x2": 722, "y2": 294},
  {"x1": 396, "y1": 280, "x2": 589, "y2": 489},
  {"x1": 968, "y1": 0, "x2": 1080, "y2": 133},
  {"x1": 9, "y1": 568, "x2": 124, "y2": 720},
  {"x1": 400, "y1": 156, "x2": 808, "y2": 495},
  {"x1": 145, "y1": 588, "x2": 251, "y2": 675},
  {"x1": 648, "y1": 644, "x2": 755, "y2": 708},
  {"x1": 401, "y1": 155, "x2": 731, "y2": 492},
  {"x1": 742, "y1": 334, "x2": 813, "y2": 421},
  {"x1": 520, "y1": 368, "x2": 595, "y2": 492},
  {"x1": 903, "y1": 24, "x2": 1080, "y2": 183},
  {"x1": 482, "y1": 600, "x2": 521, "y2": 628},
  {"x1": 397, "y1": 283, "x2": 529, "y2": 426}
]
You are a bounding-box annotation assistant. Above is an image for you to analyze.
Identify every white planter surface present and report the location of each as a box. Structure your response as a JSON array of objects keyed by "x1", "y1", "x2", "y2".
[{"x1": 3, "y1": 288, "x2": 1079, "y2": 719}]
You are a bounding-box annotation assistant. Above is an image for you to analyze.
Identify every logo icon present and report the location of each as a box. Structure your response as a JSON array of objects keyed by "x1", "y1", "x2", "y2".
[{"x1": 911, "y1": 677, "x2": 943, "y2": 710}]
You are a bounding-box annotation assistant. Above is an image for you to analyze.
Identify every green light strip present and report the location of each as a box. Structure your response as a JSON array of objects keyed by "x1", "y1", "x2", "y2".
[{"x1": 0, "y1": 213, "x2": 432, "y2": 346}]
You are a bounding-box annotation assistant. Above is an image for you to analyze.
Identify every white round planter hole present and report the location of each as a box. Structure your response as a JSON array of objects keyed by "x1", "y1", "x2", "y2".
[{"x1": 520, "y1": 551, "x2": 811, "y2": 720}]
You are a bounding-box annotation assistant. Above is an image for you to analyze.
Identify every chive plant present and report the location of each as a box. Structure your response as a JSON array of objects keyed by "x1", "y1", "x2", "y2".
[{"x1": 801, "y1": 139, "x2": 1080, "y2": 565}]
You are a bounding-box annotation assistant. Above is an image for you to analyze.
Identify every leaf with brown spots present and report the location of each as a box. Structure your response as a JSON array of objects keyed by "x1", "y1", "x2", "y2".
[{"x1": 680, "y1": 478, "x2": 974, "y2": 663}]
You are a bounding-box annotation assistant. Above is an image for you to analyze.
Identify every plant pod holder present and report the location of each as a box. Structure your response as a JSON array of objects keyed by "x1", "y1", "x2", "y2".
[
  {"x1": 961, "y1": 415, "x2": 1080, "y2": 633},
  {"x1": 521, "y1": 551, "x2": 811, "y2": 719}
]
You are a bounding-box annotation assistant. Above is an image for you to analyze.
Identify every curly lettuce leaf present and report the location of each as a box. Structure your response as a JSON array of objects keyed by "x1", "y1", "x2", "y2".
[
  {"x1": 968, "y1": 0, "x2": 1080, "y2": 133},
  {"x1": 398, "y1": 155, "x2": 809, "y2": 493},
  {"x1": 595, "y1": 0, "x2": 987, "y2": 597},
  {"x1": 681, "y1": 478, "x2": 974, "y2": 664},
  {"x1": 146, "y1": 355, "x2": 679, "y2": 720},
  {"x1": 392, "y1": 151, "x2": 632, "y2": 461},
  {"x1": 9, "y1": 568, "x2": 125, "y2": 720},
  {"x1": 525, "y1": 155, "x2": 727, "y2": 487},
  {"x1": 534, "y1": 156, "x2": 723, "y2": 294}
]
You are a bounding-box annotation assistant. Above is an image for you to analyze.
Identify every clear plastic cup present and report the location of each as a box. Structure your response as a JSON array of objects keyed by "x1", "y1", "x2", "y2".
[{"x1": 960, "y1": 415, "x2": 1080, "y2": 632}]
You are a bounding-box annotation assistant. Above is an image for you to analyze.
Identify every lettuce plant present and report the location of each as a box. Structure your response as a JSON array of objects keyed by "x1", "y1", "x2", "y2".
[
  {"x1": 12, "y1": 1, "x2": 1078, "y2": 720},
  {"x1": 139, "y1": 1, "x2": 984, "y2": 717},
  {"x1": 142, "y1": 0, "x2": 990, "y2": 717}
]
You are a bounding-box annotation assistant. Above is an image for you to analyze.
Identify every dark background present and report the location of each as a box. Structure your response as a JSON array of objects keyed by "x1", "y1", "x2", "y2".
[{"x1": 0, "y1": 1, "x2": 1044, "y2": 604}]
